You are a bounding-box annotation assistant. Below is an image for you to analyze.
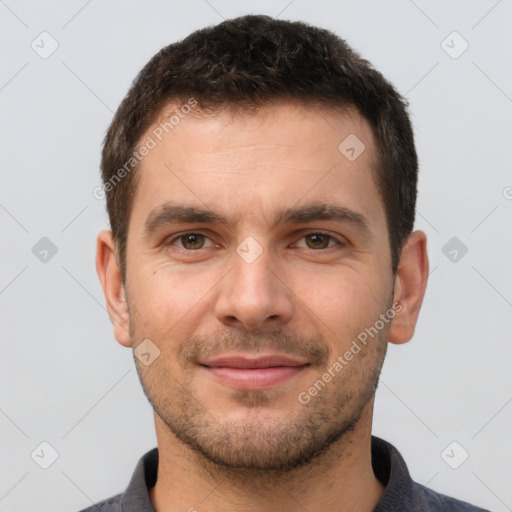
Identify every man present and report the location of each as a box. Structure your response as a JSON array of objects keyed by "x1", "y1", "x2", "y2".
[{"x1": 85, "y1": 14, "x2": 489, "y2": 512}]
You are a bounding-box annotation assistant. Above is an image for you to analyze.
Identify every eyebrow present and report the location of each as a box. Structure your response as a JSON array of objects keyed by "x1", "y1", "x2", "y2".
[{"x1": 143, "y1": 201, "x2": 373, "y2": 239}]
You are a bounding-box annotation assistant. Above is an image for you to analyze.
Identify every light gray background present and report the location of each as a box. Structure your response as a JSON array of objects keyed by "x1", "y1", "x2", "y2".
[{"x1": 1, "y1": 1, "x2": 511, "y2": 511}]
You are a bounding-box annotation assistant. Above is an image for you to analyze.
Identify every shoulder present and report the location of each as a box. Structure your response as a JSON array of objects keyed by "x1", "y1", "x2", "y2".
[
  {"x1": 413, "y1": 481, "x2": 491, "y2": 511},
  {"x1": 371, "y1": 436, "x2": 491, "y2": 512},
  {"x1": 75, "y1": 492, "x2": 123, "y2": 512},
  {"x1": 72, "y1": 447, "x2": 158, "y2": 512}
]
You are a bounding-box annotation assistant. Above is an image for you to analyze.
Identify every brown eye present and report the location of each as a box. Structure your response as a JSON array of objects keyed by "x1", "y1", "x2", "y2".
[
  {"x1": 303, "y1": 233, "x2": 335, "y2": 250},
  {"x1": 164, "y1": 232, "x2": 213, "y2": 252},
  {"x1": 179, "y1": 234, "x2": 206, "y2": 250}
]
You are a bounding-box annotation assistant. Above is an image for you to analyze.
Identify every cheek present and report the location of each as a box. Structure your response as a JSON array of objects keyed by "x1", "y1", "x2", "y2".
[
  {"x1": 128, "y1": 264, "x2": 216, "y2": 343},
  {"x1": 128, "y1": 254, "x2": 390, "y2": 355},
  {"x1": 293, "y1": 267, "x2": 387, "y2": 348}
]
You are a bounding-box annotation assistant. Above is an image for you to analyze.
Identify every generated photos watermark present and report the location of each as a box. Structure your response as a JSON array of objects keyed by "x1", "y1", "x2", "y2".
[
  {"x1": 93, "y1": 97, "x2": 198, "y2": 200},
  {"x1": 298, "y1": 301, "x2": 403, "y2": 404}
]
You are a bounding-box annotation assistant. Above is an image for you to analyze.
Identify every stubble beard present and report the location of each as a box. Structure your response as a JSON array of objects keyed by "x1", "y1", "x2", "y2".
[{"x1": 131, "y1": 324, "x2": 388, "y2": 481}]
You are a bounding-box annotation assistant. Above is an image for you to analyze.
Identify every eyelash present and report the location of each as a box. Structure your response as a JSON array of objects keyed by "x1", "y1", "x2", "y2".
[{"x1": 164, "y1": 231, "x2": 346, "y2": 251}]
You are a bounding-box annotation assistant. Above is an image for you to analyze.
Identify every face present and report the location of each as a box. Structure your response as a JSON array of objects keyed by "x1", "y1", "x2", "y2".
[{"x1": 122, "y1": 101, "x2": 396, "y2": 472}]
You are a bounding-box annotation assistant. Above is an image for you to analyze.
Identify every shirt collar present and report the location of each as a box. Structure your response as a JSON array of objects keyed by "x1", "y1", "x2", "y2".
[
  {"x1": 371, "y1": 435, "x2": 418, "y2": 511},
  {"x1": 119, "y1": 435, "x2": 414, "y2": 511},
  {"x1": 121, "y1": 447, "x2": 158, "y2": 511}
]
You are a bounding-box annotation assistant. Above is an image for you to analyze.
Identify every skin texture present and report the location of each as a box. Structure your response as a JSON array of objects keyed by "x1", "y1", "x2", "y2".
[{"x1": 96, "y1": 101, "x2": 429, "y2": 512}]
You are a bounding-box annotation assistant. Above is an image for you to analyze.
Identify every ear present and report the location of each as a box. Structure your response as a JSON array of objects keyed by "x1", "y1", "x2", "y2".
[
  {"x1": 95, "y1": 229, "x2": 131, "y2": 347},
  {"x1": 388, "y1": 230, "x2": 429, "y2": 345}
]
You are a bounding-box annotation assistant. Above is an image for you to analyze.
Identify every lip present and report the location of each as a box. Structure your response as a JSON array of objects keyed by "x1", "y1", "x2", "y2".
[
  {"x1": 201, "y1": 353, "x2": 309, "y2": 368},
  {"x1": 199, "y1": 353, "x2": 310, "y2": 390}
]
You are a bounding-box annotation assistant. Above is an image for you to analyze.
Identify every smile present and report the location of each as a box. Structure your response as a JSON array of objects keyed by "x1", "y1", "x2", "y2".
[
  {"x1": 200, "y1": 365, "x2": 309, "y2": 390},
  {"x1": 199, "y1": 354, "x2": 310, "y2": 390}
]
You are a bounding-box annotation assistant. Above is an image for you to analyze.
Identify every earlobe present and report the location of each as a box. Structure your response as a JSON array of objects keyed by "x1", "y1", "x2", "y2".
[
  {"x1": 388, "y1": 230, "x2": 429, "y2": 345},
  {"x1": 95, "y1": 230, "x2": 132, "y2": 347}
]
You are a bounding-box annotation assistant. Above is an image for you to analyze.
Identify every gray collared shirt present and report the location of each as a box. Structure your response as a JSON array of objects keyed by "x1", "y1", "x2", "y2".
[{"x1": 77, "y1": 436, "x2": 491, "y2": 511}]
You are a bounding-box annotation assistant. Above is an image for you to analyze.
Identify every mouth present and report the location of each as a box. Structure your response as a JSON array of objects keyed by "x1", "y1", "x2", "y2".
[{"x1": 199, "y1": 354, "x2": 311, "y2": 390}]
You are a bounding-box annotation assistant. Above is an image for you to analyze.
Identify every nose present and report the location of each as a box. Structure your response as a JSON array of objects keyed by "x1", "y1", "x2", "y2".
[{"x1": 214, "y1": 243, "x2": 295, "y2": 331}]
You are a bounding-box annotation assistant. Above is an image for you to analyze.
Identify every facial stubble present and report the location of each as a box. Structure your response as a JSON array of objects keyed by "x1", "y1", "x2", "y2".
[{"x1": 129, "y1": 304, "x2": 390, "y2": 480}]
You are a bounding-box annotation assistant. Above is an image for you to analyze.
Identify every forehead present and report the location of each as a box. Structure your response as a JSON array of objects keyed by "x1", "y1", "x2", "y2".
[{"x1": 130, "y1": 100, "x2": 385, "y2": 236}]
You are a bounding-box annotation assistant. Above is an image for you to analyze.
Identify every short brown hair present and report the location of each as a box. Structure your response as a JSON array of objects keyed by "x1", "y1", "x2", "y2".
[{"x1": 100, "y1": 14, "x2": 418, "y2": 281}]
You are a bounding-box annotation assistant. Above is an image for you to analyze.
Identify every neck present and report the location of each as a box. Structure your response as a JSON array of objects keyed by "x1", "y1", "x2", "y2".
[{"x1": 149, "y1": 400, "x2": 385, "y2": 512}]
